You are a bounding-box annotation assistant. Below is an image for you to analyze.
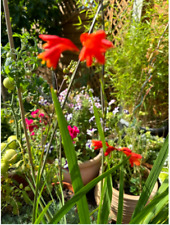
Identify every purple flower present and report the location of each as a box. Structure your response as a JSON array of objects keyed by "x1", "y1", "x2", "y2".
[
  {"x1": 44, "y1": 143, "x2": 54, "y2": 154},
  {"x1": 124, "y1": 109, "x2": 129, "y2": 114},
  {"x1": 63, "y1": 160, "x2": 69, "y2": 171},
  {"x1": 86, "y1": 140, "x2": 92, "y2": 149}
]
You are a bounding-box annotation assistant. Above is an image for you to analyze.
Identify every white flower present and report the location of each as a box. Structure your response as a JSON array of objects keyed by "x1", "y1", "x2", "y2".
[
  {"x1": 66, "y1": 113, "x2": 72, "y2": 121},
  {"x1": 112, "y1": 107, "x2": 119, "y2": 114},
  {"x1": 89, "y1": 116, "x2": 95, "y2": 123},
  {"x1": 87, "y1": 128, "x2": 97, "y2": 136},
  {"x1": 108, "y1": 99, "x2": 116, "y2": 106}
]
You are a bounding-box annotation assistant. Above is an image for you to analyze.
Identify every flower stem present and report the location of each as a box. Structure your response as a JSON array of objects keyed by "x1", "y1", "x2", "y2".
[
  {"x1": 10, "y1": 94, "x2": 19, "y2": 139},
  {"x1": 40, "y1": 0, "x2": 104, "y2": 178},
  {"x1": 17, "y1": 87, "x2": 35, "y2": 176}
]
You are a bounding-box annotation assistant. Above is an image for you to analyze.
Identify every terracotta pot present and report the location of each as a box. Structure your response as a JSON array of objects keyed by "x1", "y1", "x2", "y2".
[
  {"x1": 94, "y1": 166, "x2": 159, "y2": 224},
  {"x1": 55, "y1": 181, "x2": 74, "y2": 193},
  {"x1": 63, "y1": 152, "x2": 102, "y2": 185}
]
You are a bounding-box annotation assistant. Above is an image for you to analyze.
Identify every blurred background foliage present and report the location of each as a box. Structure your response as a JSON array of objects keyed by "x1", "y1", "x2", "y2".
[{"x1": 1, "y1": 0, "x2": 62, "y2": 47}]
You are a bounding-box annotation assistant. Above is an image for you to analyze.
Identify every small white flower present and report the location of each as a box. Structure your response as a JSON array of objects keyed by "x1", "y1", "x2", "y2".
[
  {"x1": 108, "y1": 99, "x2": 116, "y2": 106},
  {"x1": 89, "y1": 116, "x2": 95, "y2": 123},
  {"x1": 87, "y1": 128, "x2": 97, "y2": 136},
  {"x1": 66, "y1": 113, "x2": 73, "y2": 121},
  {"x1": 112, "y1": 107, "x2": 119, "y2": 115},
  {"x1": 104, "y1": 127, "x2": 109, "y2": 132}
]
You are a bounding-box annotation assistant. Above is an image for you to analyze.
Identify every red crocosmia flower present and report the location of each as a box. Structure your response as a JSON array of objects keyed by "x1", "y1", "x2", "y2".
[
  {"x1": 91, "y1": 140, "x2": 109, "y2": 150},
  {"x1": 120, "y1": 147, "x2": 142, "y2": 167},
  {"x1": 104, "y1": 146, "x2": 117, "y2": 156},
  {"x1": 120, "y1": 147, "x2": 132, "y2": 154},
  {"x1": 38, "y1": 35, "x2": 79, "y2": 69},
  {"x1": 79, "y1": 30, "x2": 114, "y2": 67}
]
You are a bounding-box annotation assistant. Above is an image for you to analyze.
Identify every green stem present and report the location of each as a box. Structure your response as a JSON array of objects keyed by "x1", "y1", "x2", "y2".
[
  {"x1": 3, "y1": 0, "x2": 35, "y2": 182},
  {"x1": 17, "y1": 87, "x2": 35, "y2": 177},
  {"x1": 10, "y1": 94, "x2": 19, "y2": 139},
  {"x1": 39, "y1": 0, "x2": 104, "y2": 180}
]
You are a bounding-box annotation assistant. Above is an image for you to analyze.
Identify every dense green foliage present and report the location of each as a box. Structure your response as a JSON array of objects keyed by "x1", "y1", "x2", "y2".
[{"x1": 1, "y1": 0, "x2": 62, "y2": 46}]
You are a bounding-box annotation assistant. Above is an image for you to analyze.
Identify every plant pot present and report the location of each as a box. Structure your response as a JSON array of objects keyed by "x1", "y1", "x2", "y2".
[
  {"x1": 94, "y1": 166, "x2": 159, "y2": 224},
  {"x1": 62, "y1": 152, "x2": 102, "y2": 185}
]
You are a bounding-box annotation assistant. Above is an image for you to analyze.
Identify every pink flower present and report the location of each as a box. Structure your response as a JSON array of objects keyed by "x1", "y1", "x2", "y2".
[
  {"x1": 31, "y1": 109, "x2": 40, "y2": 118},
  {"x1": 68, "y1": 125, "x2": 79, "y2": 140},
  {"x1": 25, "y1": 118, "x2": 34, "y2": 126},
  {"x1": 38, "y1": 113, "x2": 45, "y2": 118},
  {"x1": 25, "y1": 118, "x2": 38, "y2": 134}
]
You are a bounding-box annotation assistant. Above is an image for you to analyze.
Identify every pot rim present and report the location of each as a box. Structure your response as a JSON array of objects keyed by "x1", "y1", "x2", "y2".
[
  {"x1": 78, "y1": 152, "x2": 102, "y2": 168},
  {"x1": 96, "y1": 166, "x2": 159, "y2": 200},
  {"x1": 112, "y1": 180, "x2": 159, "y2": 200}
]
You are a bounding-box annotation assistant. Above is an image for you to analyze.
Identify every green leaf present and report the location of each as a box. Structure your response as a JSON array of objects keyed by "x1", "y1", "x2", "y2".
[
  {"x1": 35, "y1": 182, "x2": 46, "y2": 221},
  {"x1": 51, "y1": 87, "x2": 90, "y2": 224},
  {"x1": 129, "y1": 187, "x2": 168, "y2": 224},
  {"x1": 34, "y1": 201, "x2": 53, "y2": 224},
  {"x1": 90, "y1": 91, "x2": 113, "y2": 223},
  {"x1": 116, "y1": 154, "x2": 124, "y2": 224},
  {"x1": 131, "y1": 135, "x2": 168, "y2": 221},
  {"x1": 49, "y1": 159, "x2": 128, "y2": 224},
  {"x1": 150, "y1": 206, "x2": 169, "y2": 224},
  {"x1": 141, "y1": 176, "x2": 169, "y2": 224},
  {"x1": 99, "y1": 175, "x2": 113, "y2": 223}
]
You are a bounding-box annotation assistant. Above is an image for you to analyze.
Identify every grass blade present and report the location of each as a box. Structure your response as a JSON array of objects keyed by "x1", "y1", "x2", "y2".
[{"x1": 51, "y1": 87, "x2": 90, "y2": 224}]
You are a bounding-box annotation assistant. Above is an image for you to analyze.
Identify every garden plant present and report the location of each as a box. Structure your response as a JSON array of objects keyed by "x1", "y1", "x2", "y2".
[{"x1": 1, "y1": 0, "x2": 168, "y2": 224}]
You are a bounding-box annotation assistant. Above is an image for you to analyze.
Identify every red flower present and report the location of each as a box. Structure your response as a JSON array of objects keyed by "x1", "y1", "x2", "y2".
[
  {"x1": 104, "y1": 146, "x2": 117, "y2": 156},
  {"x1": 79, "y1": 30, "x2": 114, "y2": 67},
  {"x1": 38, "y1": 35, "x2": 79, "y2": 69},
  {"x1": 120, "y1": 147, "x2": 142, "y2": 167},
  {"x1": 91, "y1": 140, "x2": 109, "y2": 150}
]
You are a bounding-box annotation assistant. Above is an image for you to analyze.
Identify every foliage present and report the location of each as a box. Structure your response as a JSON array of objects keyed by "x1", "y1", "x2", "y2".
[
  {"x1": 1, "y1": 107, "x2": 14, "y2": 142},
  {"x1": 104, "y1": 0, "x2": 168, "y2": 125},
  {"x1": 76, "y1": 0, "x2": 168, "y2": 127},
  {"x1": 106, "y1": 112, "x2": 165, "y2": 195},
  {"x1": 1, "y1": 0, "x2": 62, "y2": 47}
]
